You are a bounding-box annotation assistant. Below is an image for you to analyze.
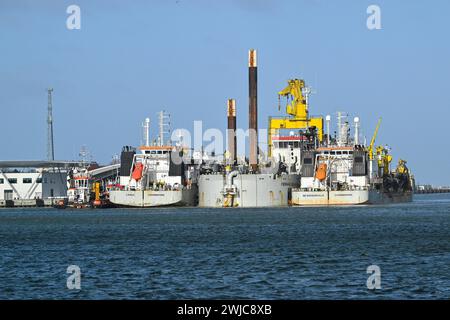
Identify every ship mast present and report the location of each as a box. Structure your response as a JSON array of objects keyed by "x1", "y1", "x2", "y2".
[
  {"x1": 47, "y1": 88, "x2": 54, "y2": 161},
  {"x1": 158, "y1": 110, "x2": 171, "y2": 146}
]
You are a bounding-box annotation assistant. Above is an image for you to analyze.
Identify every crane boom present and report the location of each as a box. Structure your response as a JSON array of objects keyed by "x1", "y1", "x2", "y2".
[{"x1": 368, "y1": 117, "x2": 382, "y2": 160}]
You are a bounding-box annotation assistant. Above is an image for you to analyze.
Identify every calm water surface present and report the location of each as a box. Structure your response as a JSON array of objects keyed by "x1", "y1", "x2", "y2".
[{"x1": 0, "y1": 193, "x2": 449, "y2": 299}]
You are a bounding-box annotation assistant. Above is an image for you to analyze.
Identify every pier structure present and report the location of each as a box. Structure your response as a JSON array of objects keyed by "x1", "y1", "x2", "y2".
[{"x1": 415, "y1": 185, "x2": 450, "y2": 194}]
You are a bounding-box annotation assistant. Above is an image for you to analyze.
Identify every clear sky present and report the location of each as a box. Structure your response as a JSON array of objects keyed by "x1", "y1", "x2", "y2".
[{"x1": 1, "y1": 0, "x2": 449, "y2": 185}]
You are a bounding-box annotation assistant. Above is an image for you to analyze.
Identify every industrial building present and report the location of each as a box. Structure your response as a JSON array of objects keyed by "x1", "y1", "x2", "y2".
[
  {"x1": 0, "y1": 161, "x2": 86, "y2": 207},
  {"x1": 0, "y1": 170, "x2": 66, "y2": 202}
]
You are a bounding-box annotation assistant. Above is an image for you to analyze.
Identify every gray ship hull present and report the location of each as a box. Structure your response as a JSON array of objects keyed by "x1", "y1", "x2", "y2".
[{"x1": 198, "y1": 173, "x2": 300, "y2": 208}]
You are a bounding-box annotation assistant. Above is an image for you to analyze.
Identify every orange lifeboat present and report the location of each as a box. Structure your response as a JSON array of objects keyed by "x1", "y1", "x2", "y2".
[
  {"x1": 132, "y1": 163, "x2": 144, "y2": 181},
  {"x1": 315, "y1": 163, "x2": 327, "y2": 181}
]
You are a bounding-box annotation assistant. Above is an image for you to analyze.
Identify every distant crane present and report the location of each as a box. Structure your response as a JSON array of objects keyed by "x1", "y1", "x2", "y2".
[{"x1": 47, "y1": 88, "x2": 54, "y2": 161}]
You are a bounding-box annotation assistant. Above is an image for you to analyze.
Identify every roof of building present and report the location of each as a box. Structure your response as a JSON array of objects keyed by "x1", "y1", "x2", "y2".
[{"x1": 0, "y1": 160, "x2": 93, "y2": 168}]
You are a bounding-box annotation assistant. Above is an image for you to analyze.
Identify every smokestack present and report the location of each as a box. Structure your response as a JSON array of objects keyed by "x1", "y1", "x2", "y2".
[
  {"x1": 227, "y1": 99, "x2": 237, "y2": 165},
  {"x1": 326, "y1": 114, "x2": 331, "y2": 146},
  {"x1": 248, "y1": 49, "x2": 258, "y2": 171},
  {"x1": 354, "y1": 116, "x2": 360, "y2": 145},
  {"x1": 144, "y1": 117, "x2": 150, "y2": 147}
]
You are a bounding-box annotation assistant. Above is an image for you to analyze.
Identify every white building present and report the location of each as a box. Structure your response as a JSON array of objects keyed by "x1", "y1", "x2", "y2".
[{"x1": 0, "y1": 169, "x2": 67, "y2": 200}]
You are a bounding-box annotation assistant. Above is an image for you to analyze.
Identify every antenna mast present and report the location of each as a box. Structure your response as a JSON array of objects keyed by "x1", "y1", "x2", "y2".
[
  {"x1": 47, "y1": 88, "x2": 54, "y2": 160},
  {"x1": 158, "y1": 110, "x2": 171, "y2": 146}
]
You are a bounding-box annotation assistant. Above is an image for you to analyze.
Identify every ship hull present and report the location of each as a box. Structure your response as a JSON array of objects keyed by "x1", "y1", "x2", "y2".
[
  {"x1": 109, "y1": 187, "x2": 198, "y2": 208},
  {"x1": 198, "y1": 173, "x2": 300, "y2": 208},
  {"x1": 291, "y1": 189, "x2": 412, "y2": 206}
]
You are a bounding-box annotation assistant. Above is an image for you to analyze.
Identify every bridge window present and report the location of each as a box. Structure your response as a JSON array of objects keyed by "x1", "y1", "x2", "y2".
[
  {"x1": 8, "y1": 178, "x2": 17, "y2": 184},
  {"x1": 23, "y1": 178, "x2": 32, "y2": 184}
]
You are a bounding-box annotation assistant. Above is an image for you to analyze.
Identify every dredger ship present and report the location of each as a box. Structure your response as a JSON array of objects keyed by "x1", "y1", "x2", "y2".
[
  {"x1": 267, "y1": 79, "x2": 414, "y2": 206},
  {"x1": 109, "y1": 116, "x2": 198, "y2": 208},
  {"x1": 198, "y1": 50, "x2": 300, "y2": 208},
  {"x1": 285, "y1": 114, "x2": 414, "y2": 206},
  {"x1": 110, "y1": 49, "x2": 413, "y2": 208}
]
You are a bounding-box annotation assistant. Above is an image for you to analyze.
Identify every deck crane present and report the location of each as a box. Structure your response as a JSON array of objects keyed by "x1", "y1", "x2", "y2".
[{"x1": 268, "y1": 79, "x2": 323, "y2": 157}]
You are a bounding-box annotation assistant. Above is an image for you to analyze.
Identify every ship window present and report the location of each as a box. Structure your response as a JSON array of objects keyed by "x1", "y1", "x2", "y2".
[
  {"x1": 349, "y1": 151, "x2": 353, "y2": 154},
  {"x1": 336, "y1": 151, "x2": 342, "y2": 155},
  {"x1": 36, "y1": 178, "x2": 42, "y2": 183},
  {"x1": 303, "y1": 158, "x2": 313, "y2": 164},
  {"x1": 355, "y1": 156, "x2": 364, "y2": 163},
  {"x1": 330, "y1": 151, "x2": 336, "y2": 155},
  {"x1": 293, "y1": 141, "x2": 299, "y2": 148},
  {"x1": 0, "y1": 178, "x2": 3, "y2": 184},
  {"x1": 8, "y1": 178, "x2": 17, "y2": 184},
  {"x1": 23, "y1": 178, "x2": 32, "y2": 184},
  {"x1": 145, "y1": 151, "x2": 150, "y2": 154}
]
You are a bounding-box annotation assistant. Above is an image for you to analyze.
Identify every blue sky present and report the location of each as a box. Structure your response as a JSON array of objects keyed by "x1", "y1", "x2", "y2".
[{"x1": 0, "y1": 0, "x2": 449, "y2": 185}]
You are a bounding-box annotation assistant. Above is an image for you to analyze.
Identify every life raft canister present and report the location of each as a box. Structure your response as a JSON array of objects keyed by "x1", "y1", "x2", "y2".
[
  {"x1": 132, "y1": 162, "x2": 144, "y2": 181},
  {"x1": 315, "y1": 163, "x2": 327, "y2": 181}
]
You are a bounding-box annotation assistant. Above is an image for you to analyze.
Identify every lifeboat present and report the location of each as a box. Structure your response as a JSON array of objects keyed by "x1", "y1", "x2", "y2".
[
  {"x1": 315, "y1": 163, "x2": 327, "y2": 181},
  {"x1": 132, "y1": 162, "x2": 144, "y2": 181}
]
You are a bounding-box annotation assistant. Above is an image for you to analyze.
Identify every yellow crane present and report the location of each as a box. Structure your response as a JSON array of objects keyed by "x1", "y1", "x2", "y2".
[
  {"x1": 395, "y1": 159, "x2": 409, "y2": 175},
  {"x1": 268, "y1": 79, "x2": 323, "y2": 157},
  {"x1": 376, "y1": 145, "x2": 393, "y2": 176},
  {"x1": 368, "y1": 117, "x2": 382, "y2": 160}
]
